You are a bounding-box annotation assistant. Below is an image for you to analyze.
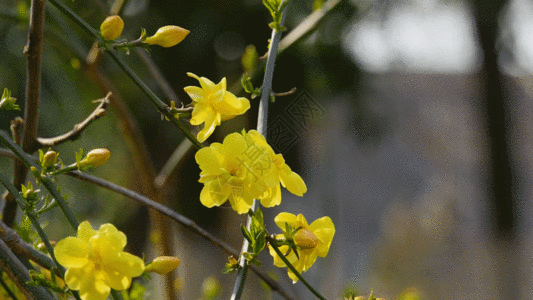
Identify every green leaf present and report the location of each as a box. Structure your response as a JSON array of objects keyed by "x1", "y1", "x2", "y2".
[
  {"x1": 0, "y1": 88, "x2": 20, "y2": 111},
  {"x1": 241, "y1": 224, "x2": 253, "y2": 243}
]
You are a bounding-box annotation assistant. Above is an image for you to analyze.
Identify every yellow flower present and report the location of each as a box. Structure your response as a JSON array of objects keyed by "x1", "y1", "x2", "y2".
[
  {"x1": 244, "y1": 130, "x2": 307, "y2": 207},
  {"x1": 268, "y1": 213, "x2": 335, "y2": 283},
  {"x1": 195, "y1": 132, "x2": 261, "y2": 213},
  {"x1": 195, "y1": 130, "x2": 305, "y2": 213},
  {"x1": 100, "y1": 16, "x2": 124, "y2": 40},
  {"x1": 55, "y1": 221, "x2": 145, "y2": 300},
  {"x1": 144, "y1": 25, "x2": 190, "y2": 47},
  {"x1": 184, "y1": 73, "x2": 250, "y2": 142}
]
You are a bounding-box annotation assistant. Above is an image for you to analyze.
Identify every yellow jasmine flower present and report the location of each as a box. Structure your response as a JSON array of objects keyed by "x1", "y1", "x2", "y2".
[
  {"x1": 268, "y1": 213, "x2": 335, "y2": 283},
  {"x1": 244, "y1": 130, "x2": 307, "y2": 207},
  {"x1": 55, "y1": 221, "x2": 145, "y2": 300},
  {"x1": 195, "y1": 132, "x2": 263, "y2": 213},
  {"x1": 184, "y1": 73, "x2": 250, "y2": 142},
  {"x1": 144, "y1": 25, "x2": 190, "y2": 48}
]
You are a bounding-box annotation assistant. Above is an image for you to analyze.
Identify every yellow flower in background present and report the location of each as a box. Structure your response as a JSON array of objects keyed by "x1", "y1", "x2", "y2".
[
  {"x1": 55, "y1": 221, "x2": 145, "y2": 300},
  {"x1": 100, "y1": 16, "x2": 124, "y2": 40},
  {"x1": 184, "y1": 73, "x2": 250, "y2": 142},
  {"x1": 268, "y1": 213, "x2": 335, "y2": 283},
  {"x1": 145, "y1": 25, "x2": 190, "y2": 47}
]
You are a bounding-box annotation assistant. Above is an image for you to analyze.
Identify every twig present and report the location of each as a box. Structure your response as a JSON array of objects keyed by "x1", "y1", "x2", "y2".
[
  {"x1": 231, "y1": 1, "x2": 289, "y2": 299},
  {"x1": 0, "y1": 131, "x2": 80, "y2": 231},
  {"x1": 2, "y1": 0, "x2": 47, "y2": 228},
  {"x1": 36, "y1": 92, "x2": 112, "y2": 147},
  {"x1": 0, "y1": 219, "x2": 55, "y2": 271},
  {"x1": 154, "y1": 139, "x2": 193, "y2": 188},
  {"x1": 0, "y1": 271, "x2": 19, "y2": 300},
  {"x1": 229, "y1": 0, "x2": 343, "y2": 96},
  {"x1": 0, "y1": 238, "x2": 56, "y2": 300},
  {"x1": 268, "y1": 238, "x2": 327, "y2": 300}
]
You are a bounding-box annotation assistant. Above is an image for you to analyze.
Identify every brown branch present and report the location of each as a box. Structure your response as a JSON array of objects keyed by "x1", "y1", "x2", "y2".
[
  {"x1": 0, "y1": 219, "x2": 55, "y2": 272},
  {"x1": 3, "y1": 0, "x2": 47, "y2": 228},
  {"x1": 36, "y1": 92, "x2": 112, "y2": 147}
]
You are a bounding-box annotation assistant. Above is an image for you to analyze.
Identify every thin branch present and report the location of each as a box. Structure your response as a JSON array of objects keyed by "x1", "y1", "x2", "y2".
[
  {"x1": 154, "y1": 139, "x2": 193, "y2": 189},
  {"x1": 229, "y1": 0, "x2": 343, "y2": 96},
  {"x1": 0, "y1": 219, "x2": 55, "y2": 271},
  {"x1": 36, "y1": 92, "x2": 112, "y2": 147},
  {"x1": 0, "y1": 131, "x2": 80, "y2": 231},
  {"x1": 268, "y1": 238, "x2": 327, "y2": 300},
  {"x1": 2, "y1": 0, "x2": 47, "y2": 228},
  {"x1": 0, "y1": 271, "x2": 19, "y2": 300},
  {"x1": 47, "y1": 0, "x2": 204, "y2": 149},
  {"x1": 0, "y1": 238, "x2": 56, "y2": 300},
  {"x1": 231, "y1": 2, "x2": 289, "y2": 299}
]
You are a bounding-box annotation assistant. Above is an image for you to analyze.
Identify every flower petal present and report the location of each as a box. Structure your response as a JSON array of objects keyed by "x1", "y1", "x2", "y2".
[
  {"x1": 183, "y1": 86, "x2": 205, "y2": 102},
  {"x1": 310, "y1": 217, "x2": 335, "y2": 257},
  {"x1": 196, "y1": 109, "x2": 218, "y2": 142},
  {"x1": 274, "y1": 212, "x2": 297, "y2": 230},
  {"x1": 77, "y1": 221, "x2": 97, "y2": 243},
  {"x1": 55, "y1": 237, "x2": 89, "y2": 268}
]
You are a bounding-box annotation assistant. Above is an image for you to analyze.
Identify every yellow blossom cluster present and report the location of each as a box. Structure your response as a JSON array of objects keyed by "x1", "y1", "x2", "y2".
[{"x1": 195, "y1": 130, "x2": 306, "y2": 214}]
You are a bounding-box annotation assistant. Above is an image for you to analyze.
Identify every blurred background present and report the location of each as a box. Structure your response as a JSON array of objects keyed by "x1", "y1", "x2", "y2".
[{"x1": 1, "y1": 0, "x2": 533, "y2": 299}]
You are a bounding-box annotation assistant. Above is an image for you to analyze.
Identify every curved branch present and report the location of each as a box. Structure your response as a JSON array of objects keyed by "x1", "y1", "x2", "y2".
[{"x1": 36, "y1": 92, "x2": 112, "y2": 147}]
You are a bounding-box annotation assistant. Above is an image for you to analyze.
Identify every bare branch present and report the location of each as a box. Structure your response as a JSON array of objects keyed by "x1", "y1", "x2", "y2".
[
  {"x1": 3, "y1": 0, "x2": 47, "y2": 228},
  {"x1": 36, "y1": 92, "x2": 112, "y2": 147}
]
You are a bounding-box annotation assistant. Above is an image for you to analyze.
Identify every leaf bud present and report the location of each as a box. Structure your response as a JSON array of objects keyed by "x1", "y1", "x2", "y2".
[
  {"x1": 144, "y1": 256, "x2": 181, "y2": 275},
  {"x1": 144, "y1": 25, "x2": 190, "y2": 48},
  {"x1": 78, "y1": 148, "x2": 110, "y2": 169},
  {"x1": 42, "y1": 150, "x2": 58, "y2": 169},
  {"x1": 100, "y1": 15, "x2": 124, "y2": 40}
]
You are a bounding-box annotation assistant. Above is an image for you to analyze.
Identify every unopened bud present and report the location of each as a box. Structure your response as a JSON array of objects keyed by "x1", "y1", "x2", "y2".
[
  {"x1": 79, "y1": 148, "x2": 110, "y2": 169},
  {"x1": 42, "y1": 150, "x2": 58, "y2": 169},
  {"x1": 145, "y1": 256, "x2": 180, "y2": 275},
  {"x1": 144, "y1": 25, "x2": 190, "y2": 48},
  {"x1": 100, "y1": 15, "x2": 124, "y2": 40},
  {"x1": 353, "y1": 297, "x2": 366, "y2": 300},
  {"x1": 293, "y1": 228, "x2": 318, "y2": 250}
]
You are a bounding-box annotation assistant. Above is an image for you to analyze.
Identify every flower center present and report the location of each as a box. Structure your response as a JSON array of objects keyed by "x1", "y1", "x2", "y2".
[{"x1": 293, "y1": 229, "x2": 318, "y2": 250}]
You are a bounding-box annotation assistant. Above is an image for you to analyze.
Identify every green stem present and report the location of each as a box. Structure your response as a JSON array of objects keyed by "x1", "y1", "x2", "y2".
[
  {"x1": 268, "y1": 238, "x2": 327, "y2": 300},
  {"x1": 230, "y1": 1, "x2": 289, "y2": 299},
  {"x1": 0, "y1": 173, "x2": 82, "y2": 300},
  {"x1": 0, "y1": 131, "x2": 79, "y2": 230},
  {"x1": 0, "y1": 271, "x2": 19, "y2": 300},
  {"x1": 46, "y1": 0, "x2": 204, "y2": 149}
]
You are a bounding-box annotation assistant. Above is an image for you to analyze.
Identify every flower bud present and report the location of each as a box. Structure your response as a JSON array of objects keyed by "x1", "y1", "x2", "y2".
[
  {"x1": 42, "y1": 150, "x2": 58, "y2": 169},
  {"x1": 144, "y1": 25, "x2": 190, "y2": 48},
  {"x1": 100, "y1": 15, "x2": 124, "y2": 40},
  {"x1": 145, "y1": 256, "x2": 181, "y2": 275},
  {"x1": 293, "y1": 228, "x2": 318, "y2": 250},
  {"x1": 353, "y1": 297, "x2": 366, "y2": 300},
  {"x1": 78, "y1": 148, "x2": 110, "y2": 169}
]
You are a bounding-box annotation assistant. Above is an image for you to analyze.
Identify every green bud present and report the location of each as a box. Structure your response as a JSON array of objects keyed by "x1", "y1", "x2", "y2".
[{"x1": 42, "y1": 150, "x2": 58, "y2": 169}]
